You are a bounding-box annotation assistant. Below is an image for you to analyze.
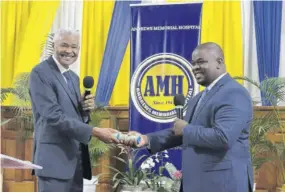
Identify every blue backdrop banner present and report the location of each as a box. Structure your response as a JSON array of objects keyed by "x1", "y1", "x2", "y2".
[{"x1": 130, "y1": 3, "x2": 202, "y2": 172}]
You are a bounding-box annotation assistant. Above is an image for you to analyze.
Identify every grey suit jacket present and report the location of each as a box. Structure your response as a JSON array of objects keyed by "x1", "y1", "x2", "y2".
[
  {"x1": 147, "y1": 74, "x2": 254, "y2": 192},
  {"x1": 29, "y1": 56, "x2": 93, "y2": 180}
]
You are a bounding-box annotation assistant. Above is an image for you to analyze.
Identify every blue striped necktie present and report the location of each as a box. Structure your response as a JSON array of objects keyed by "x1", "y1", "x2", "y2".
[
  {"x1": 195, "y1": 88, "x2": 209, "y2": 112},
  {"x1": 63, "y1": 71, "x2": 75, "y2": 94}
]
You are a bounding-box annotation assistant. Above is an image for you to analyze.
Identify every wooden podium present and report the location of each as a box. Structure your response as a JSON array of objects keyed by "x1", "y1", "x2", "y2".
[{"x1": 0, "y1": 154, "x2": 42, "y2": 191}]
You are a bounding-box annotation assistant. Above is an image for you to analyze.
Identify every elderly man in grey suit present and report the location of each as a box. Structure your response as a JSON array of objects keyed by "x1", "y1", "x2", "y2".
[
  {"x1": 122, "y1": 42, "x2": 254, "y2": 192},
  {"x1": 29, "y1": 29, "x2": 118, "y2": 192}
]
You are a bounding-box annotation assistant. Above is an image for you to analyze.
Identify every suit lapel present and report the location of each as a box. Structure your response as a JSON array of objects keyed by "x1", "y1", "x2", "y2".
[
  {"x1": 184, "y1": 92, "x2": 202, "y2": 123},
  {"x1": 192, "y1": 86, "x2": 220, "y2": 121},
  {"x1": 47, "y1": 57, "x2": 78, "y2": 109},
  {"x1": 192, "y1": 74, "x2": 232, "y2": 121}
]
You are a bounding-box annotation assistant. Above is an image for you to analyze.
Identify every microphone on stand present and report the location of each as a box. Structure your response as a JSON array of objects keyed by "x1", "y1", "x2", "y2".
[{"x1": 173, "y1": 94, "x2": 185, "y2": 119}]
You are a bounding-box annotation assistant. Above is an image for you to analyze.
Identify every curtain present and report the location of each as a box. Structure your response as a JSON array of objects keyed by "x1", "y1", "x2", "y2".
[
  {"x1": 1, "y1": 1, "x2": 31, "y2": 90},
  {"x1": 280, "y1": 1, "x2": 285, "y2": 79},
  {"x1": 241, "y1": 1, "x2": 261, "y2": 105},
  {"x1": 13, "y1": 1, "x2": 60, "y2": 79},
  {"x1": 109, "y1": 0, "x2": 166, "y2": 106},
  {"x1": 201, "y1": 1, "x2": 243, "y2": 87},
  {"x1": 94, "y1": 1, "x2": 140, "y2": 107},
  {"x1": 50, "y1": 0, "x2": 83, "y2": 75},
  {"x1": 109, "y1": 43, "x2": 131, "y2": 106},
  {"x1": 80, "y1": 1, "x2": 115, "y2": 95},
  {"x1": 279, "y1": 1, "x2": 285, "y2": 106},
  {"x1": 1, "y1": 1, "x2": 59, "y2": 105},
  {"x1": 253, "y1": 1, "x2": 283, "y2": 106}
]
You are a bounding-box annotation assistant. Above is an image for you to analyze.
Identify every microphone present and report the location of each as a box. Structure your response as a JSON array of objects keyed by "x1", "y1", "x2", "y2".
[
  {"x1": 173, "y1": 94, "x2": 185, "y2": 119},
  {"x1": 83, "y1": 76, "x2": 94, "y2": 99}
]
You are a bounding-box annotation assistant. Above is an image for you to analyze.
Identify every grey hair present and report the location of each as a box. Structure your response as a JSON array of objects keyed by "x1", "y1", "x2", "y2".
[{"x1": 53, "y1": 29, "x2": 80, "y2": 43}]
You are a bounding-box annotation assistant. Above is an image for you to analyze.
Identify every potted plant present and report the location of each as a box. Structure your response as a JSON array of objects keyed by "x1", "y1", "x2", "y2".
[
  {"x1": 105, "y1": 145, "x2": 147, "y2": 192},
  {"x1": 141, "y1": 150, "x2": 182, "y2": 192},
  {"x1": 99, "y1": 145, "x2": 182, "y2": 192},
  {"x1": 1, "y1": 72, "x2": 33, "y2": 140}
]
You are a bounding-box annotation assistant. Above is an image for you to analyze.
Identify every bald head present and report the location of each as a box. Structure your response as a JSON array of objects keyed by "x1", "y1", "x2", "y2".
[
  {"x1": 191, "y1": 42, "x2": 226, "y2": 87},
  {"x1": 194, "y1": 42, "x2": 224, "y2": 60}
]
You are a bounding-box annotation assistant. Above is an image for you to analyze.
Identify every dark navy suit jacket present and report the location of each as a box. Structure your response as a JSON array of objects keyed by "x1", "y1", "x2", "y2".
[
  {"x1": 148, "y1": 74, "x2": 254, "y2": 192},
  {"x1": 29, "y1": 56, "x2": 93, "y2": 180}
]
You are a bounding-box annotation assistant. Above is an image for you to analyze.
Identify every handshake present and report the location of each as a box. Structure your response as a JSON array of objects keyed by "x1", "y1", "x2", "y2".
[
  {"x1": 92, "y1": 127, "x2": 148, "y2": 148},
  {"x1": 92, "y1": 118, "x2": 188, "y2": 147}
]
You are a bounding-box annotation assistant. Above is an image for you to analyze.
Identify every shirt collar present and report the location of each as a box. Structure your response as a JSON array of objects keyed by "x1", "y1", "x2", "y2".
[
  {"x1": 207, "y1": 72, "x2": 227, "y2": 91},
  {"x1": 52, "y1": 55, "x2": 69, "y2": 74}
]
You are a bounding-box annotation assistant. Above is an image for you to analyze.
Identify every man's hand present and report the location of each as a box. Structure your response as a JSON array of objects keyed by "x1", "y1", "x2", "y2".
[
  {"x1": 119, "y1": 131, "x2": 148, "y2": 148},
  {"x1": 173, "y1": 118, "x2": 188, "y2": 136},
  {"x1": 92, "y1": 127, "x2": 119, "y2": 143},
  {"x1": 81, "y1": 94, "x2": 95, "y2": 111}
]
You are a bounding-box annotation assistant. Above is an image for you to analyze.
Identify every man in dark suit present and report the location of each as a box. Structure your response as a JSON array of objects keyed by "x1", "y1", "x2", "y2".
[
  {"x1": 122, "y1": 42, "x2": 254, "y2": 192},
  {"x1": 29, "y1": 29, "x2": 118, "y2": 192}
]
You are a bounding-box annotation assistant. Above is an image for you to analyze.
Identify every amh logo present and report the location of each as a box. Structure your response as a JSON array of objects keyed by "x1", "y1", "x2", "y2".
[{"x1": 131, "y1": 53, "x2": 198, "y2": 123}]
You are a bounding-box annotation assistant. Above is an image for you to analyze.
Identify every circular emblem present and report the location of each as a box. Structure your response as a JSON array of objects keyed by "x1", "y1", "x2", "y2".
[{"x1": 131, "y1": 53, "x2": 198, "y2": 123}]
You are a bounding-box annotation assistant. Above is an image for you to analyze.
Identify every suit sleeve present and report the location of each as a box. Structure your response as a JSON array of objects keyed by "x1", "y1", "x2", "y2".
[
  {"x1": 147, "y1": 128, "x2": 182, "y2": 154},
  {"x1": 29, "y1": 69, "x2": 93, "y2": 144},
  {"x1": 183, "y1": 89, "x2": 253, "y2": 150}
]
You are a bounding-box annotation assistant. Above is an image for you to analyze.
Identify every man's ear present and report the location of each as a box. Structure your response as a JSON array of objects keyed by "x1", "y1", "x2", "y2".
[{"x1": 216, "y1": 57, "x2": 224, "y2": 69}]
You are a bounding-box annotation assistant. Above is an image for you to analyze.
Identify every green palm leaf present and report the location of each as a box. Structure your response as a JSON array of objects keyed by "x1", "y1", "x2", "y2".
[
  {"x1": 1, "y1": 88, "x2": 17, "y2": 103},
  {"x1": 1, "y1": 119, "x2": 10, "y2": 126},
  {"x1": 234, "y1": 76, "x2": 285, "y2": 105}
]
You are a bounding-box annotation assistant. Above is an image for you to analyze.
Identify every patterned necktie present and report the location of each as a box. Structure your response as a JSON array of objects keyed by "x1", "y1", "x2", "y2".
[{"x1": 63, "y1": 71, "x2": 75, "y2": 94}]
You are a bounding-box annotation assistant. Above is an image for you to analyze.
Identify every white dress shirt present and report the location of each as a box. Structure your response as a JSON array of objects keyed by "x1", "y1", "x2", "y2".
[
  {"x1": 206, "y1": 72, "x2": 227, "y2": 91},
  {"x1": 52, "y1": 55, "x2": 69, "y2": 83}
]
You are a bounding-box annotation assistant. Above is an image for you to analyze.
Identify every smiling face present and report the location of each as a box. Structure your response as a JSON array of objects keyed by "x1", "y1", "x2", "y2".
[
  {"x1": 53, "y1": 33, "x2": 80, "y2": 68},
  {"x1": 191, "y1": 44, "x2": 225, "y2": 87}
]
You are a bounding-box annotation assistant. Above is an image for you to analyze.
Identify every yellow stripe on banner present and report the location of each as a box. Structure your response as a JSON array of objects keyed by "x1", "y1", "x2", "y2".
[
  {"x1": 80, "y1": 1, "x2": 115, "y2": 96},
  {"x1": 201, "y1": 1, "x2": 243, "y2": 86},
  {"x1": 13, "y1": 1, "x2": 59, "y2": 80}
]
